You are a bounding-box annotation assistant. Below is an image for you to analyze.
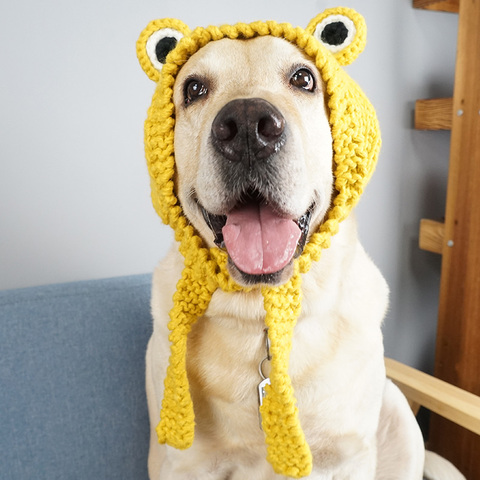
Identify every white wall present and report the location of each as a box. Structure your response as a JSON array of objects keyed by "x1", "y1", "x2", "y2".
[{"x1": 0, "y1": 0, "x2": 458, "y2": 371}]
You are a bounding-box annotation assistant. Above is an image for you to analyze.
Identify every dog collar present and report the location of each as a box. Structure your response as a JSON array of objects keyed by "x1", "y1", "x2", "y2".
[{"x1": 137, "y1": 8, "x2": 380, "y2": 478}]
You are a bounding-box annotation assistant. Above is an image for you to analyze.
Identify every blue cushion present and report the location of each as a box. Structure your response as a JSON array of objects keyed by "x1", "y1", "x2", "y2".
[{"x1": 0, "y1": 274, "x2": 152, "y2": 480}]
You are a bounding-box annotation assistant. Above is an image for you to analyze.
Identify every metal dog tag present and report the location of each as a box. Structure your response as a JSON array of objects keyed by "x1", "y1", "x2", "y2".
[
  {"x1": 257, "y1": 377, "x2": 271, "y2": 429},
  {"x1": 257, "y1": 328, "x2": 272, "y2": 429},
  {"x1": 258, "y1": 377, "x2": 271, "y2": 407}
]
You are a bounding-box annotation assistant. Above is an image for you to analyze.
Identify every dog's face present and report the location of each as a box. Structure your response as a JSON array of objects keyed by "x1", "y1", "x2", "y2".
[
  {"x1": 138, "y1": 11, "x2": 380, "y2": 289},
  {"x1": 173, "y1": 36, "x2": 333, "y2": 286}
]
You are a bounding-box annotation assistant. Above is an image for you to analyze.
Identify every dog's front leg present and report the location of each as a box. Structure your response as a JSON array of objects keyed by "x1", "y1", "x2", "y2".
[
  {"x1": 375, "y1": 380, "x2": 424, "y2": 479},
  {"x1": 146, "y1": 335, "x2": 166, "y2": 479}
]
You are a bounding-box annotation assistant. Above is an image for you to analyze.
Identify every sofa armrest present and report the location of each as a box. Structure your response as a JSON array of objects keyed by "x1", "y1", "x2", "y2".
[{"x1": 385, "y1": 357, "x2": 480, "y2": 436}]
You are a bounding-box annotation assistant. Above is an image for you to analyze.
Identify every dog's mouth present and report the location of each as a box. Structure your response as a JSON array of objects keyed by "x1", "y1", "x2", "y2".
[{"x1": 200, "y1": 190, "x2": 313, "y2": 279}]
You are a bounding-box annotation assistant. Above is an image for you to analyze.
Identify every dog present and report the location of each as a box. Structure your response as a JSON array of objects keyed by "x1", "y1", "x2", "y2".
[{"x1": 136, "y1": 9, "x2": 461, "y2": 480}]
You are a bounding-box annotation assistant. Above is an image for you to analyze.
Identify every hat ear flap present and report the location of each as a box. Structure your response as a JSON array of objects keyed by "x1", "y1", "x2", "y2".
[
  {"x1": 137, "y1": 19, "x2": 191, "y2": 82},
  {"x1": 306, "y1": 8, "x2": 366, "y2": 66}
]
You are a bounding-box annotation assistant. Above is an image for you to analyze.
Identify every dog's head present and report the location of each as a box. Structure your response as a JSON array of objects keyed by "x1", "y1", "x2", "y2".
[{"x1": 137, "y1": 9, "x2": 380, "y2": 287}]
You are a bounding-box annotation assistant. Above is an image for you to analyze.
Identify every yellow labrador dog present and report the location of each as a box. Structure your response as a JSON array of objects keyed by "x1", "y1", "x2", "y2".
[{"x1": 137, "y1": 11, "x2": 463, "y2": 480}]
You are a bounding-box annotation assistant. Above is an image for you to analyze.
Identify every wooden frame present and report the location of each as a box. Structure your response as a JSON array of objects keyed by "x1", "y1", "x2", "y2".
[{"x1": 413, "y1": 0, "x2": 480, "y2": 474}]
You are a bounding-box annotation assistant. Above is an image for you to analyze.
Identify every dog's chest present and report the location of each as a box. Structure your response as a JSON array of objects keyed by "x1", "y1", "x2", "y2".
[
  {"x1": 183, "y1": 295, "x2": 383, "y2": 453},
  {"x1": 185, "y1": 311, "x2": 266, "y2": 442}
]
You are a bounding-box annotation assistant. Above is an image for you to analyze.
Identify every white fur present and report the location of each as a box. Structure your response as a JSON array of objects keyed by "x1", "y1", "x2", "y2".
[
  {"x1": 424, "y1": 451, "x2": 466, "y2": 480},
  {"x1": 145, "y1": 35, "x2": 458, "y2": 479}
]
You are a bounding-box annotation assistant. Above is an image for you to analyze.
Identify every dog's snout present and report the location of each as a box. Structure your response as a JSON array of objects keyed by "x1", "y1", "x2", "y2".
[{"x1": 211, "y1": 98, "x2": 285, "y2": 163}]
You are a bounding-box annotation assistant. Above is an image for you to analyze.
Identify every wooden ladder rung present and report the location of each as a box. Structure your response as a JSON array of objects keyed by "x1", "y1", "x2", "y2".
[
  {"x1": 413, "y1": 0, "x2": 459, "y2": 13},
  {"x1": 415, "y1": 98, "x2": 453, "y2": 130},
  {"x1": 419, "y1": 219, "x2": 445, "y2": 254}
]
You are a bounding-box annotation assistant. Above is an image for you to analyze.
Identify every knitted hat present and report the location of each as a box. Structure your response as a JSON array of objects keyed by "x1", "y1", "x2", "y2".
[{"x1": 137, "y1": 8, "x2": 380, "y2": 478}]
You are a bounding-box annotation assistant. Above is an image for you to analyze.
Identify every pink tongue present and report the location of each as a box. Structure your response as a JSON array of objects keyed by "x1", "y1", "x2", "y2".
[{"x1": 222, "y1": 203, "x2": 301, "y2": 275}]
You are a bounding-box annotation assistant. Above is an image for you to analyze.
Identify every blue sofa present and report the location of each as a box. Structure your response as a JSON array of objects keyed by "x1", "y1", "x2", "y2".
[{"x1": 0, "y1": 274, "x2": 153, "y2": 480}]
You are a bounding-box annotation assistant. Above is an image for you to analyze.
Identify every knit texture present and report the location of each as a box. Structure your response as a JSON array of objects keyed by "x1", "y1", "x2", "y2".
[{"x1": 137, "y1": 9, "x2": 380, "y2": 478}]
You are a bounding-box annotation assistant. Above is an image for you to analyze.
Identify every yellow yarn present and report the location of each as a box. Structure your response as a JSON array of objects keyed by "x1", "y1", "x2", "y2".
[
  {"x1": 137, "y1": 8, "x2": 381, "y2": 478},
  {"x1": 260, "y1": 269, "x2": 312, "y2": 477}
]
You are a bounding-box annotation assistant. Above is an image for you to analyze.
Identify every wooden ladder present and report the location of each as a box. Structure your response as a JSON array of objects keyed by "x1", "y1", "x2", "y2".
[{"x1": 414, "y1": 0, "x2": 480, "y2": 476}]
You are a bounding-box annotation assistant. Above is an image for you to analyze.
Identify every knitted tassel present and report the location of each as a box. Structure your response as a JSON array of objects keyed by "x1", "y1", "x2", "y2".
[
  {"x1": 156, "y1": 266, "x2": 212, "y2": 449},
  {"x1": 156, "y1": 259, "x2": 313, "y2": 477},
  {"x1": 260, "y1": 272, "x2": 312, "y2": 478}
]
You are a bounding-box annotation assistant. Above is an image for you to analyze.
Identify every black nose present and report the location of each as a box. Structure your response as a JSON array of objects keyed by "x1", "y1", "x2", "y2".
[{"x1": 211, "y1": 98, "x2": 286, "y2": 163}]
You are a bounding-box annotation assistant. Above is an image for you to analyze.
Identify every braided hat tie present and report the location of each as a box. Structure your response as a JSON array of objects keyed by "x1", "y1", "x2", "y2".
[{"x1": 137, "y1": 8, "x2": 381, "y2": 478}]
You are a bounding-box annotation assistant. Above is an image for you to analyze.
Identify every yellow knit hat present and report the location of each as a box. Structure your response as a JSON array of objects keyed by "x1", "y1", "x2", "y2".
[{"x1": 137, "y1": 8, "x2": 380, "y2": 478}]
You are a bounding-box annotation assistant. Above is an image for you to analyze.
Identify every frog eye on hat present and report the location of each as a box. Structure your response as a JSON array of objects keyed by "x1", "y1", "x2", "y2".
[
  {"x1": 305, "y1": 7, "x2": 367, "y2": 66},
  {"x1": 137, "y1": 19, "x2": 191, "y2": 82}
]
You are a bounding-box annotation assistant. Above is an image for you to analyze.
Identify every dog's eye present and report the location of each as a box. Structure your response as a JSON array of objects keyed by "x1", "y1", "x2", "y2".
[
  {"x1": 184, "y1": 79, "x2": 208, "y2": 106},
  {"x1": 290, "y1": 68, "x2": 315, "y2": 92}
]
